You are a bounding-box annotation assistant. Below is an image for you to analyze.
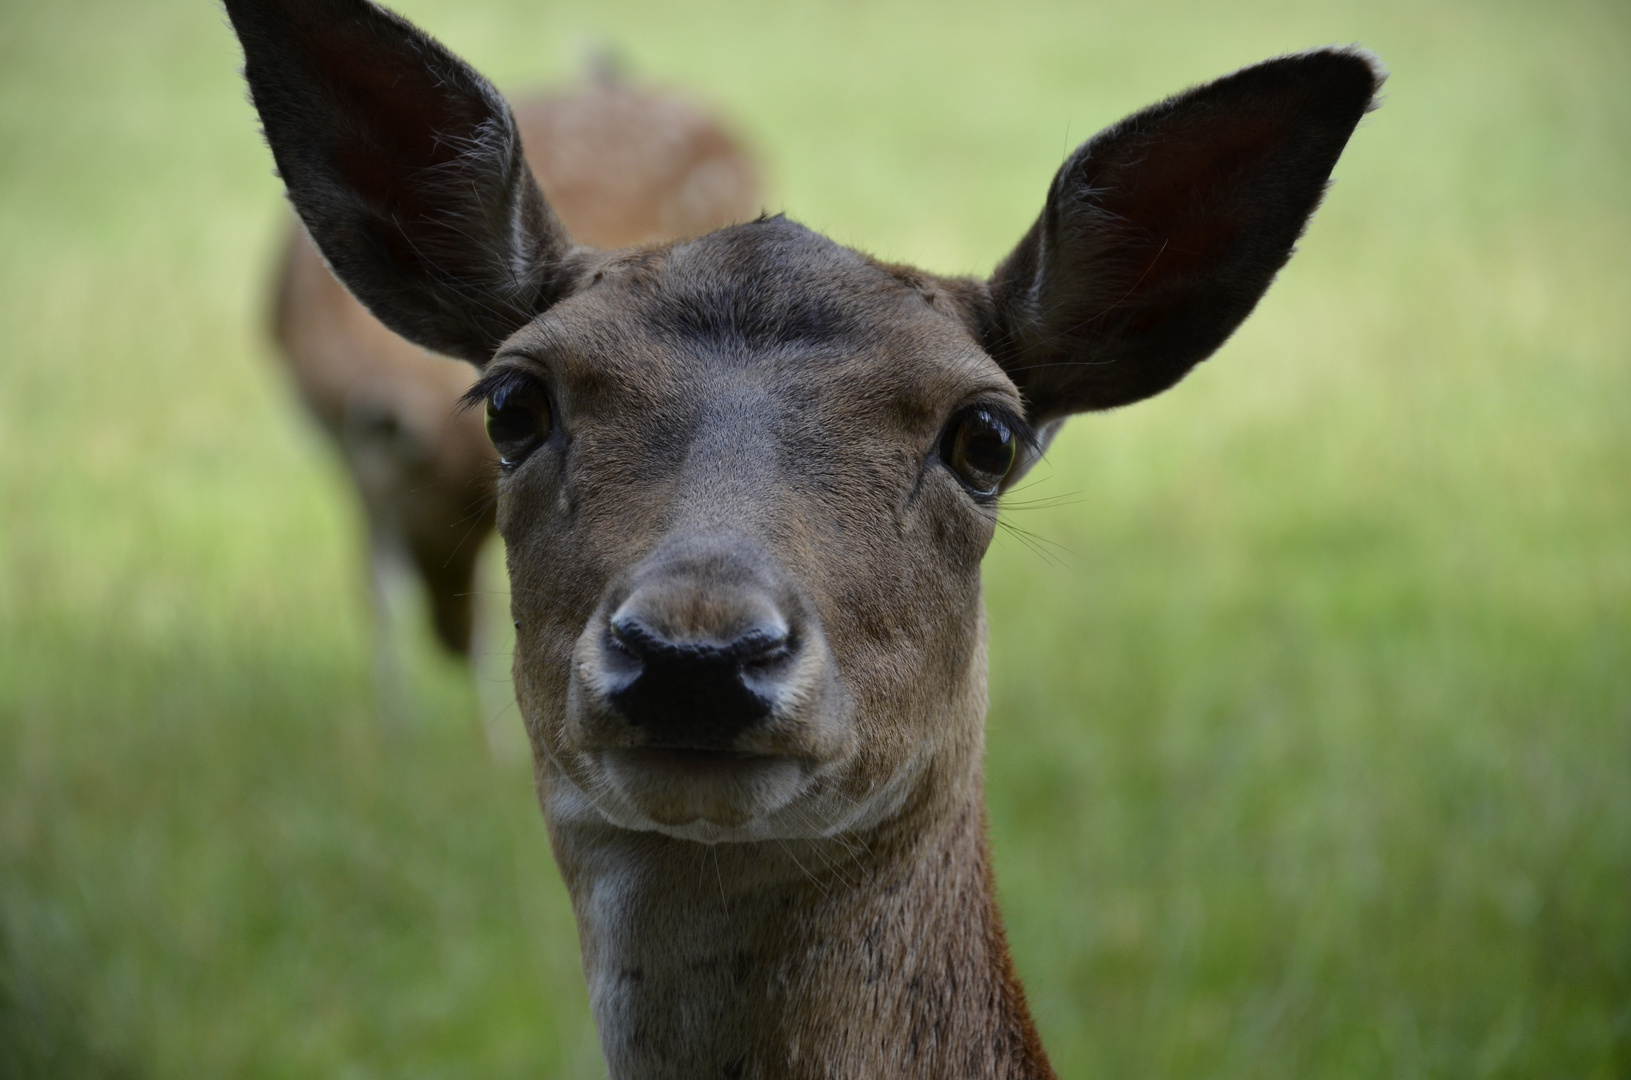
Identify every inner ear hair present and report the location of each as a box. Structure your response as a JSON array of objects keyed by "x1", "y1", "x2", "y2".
[{"x1": 985, "y1": 47, "x2": 1384, "y2": 424}]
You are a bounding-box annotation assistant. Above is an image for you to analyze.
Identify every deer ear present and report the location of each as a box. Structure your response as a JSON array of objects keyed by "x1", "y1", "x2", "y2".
[
  {"x1": 985, "y1": 49, "x2": 1382, "y2": 423},
  {"x1": 225, "y1": 0, "x2": 578, "y2": 365}
]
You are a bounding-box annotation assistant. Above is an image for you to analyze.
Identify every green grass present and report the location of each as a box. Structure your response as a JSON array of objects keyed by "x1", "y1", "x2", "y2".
[{"x1": 1, "y1": 0, "x2": 1628, "y2": 1075}]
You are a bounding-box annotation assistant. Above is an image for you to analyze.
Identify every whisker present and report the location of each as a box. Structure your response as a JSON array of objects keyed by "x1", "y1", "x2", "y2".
[{"x1": 774, "y1": 839, "x2": 829, "y2": 897}]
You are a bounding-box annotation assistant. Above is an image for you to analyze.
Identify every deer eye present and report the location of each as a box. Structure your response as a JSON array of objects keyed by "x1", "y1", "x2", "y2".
[
  {"x1": 940, "y1": 406, "x2": 1018, "y2": 497},
  {"x1": 484, "y1": 379, "x2": 552, "y2": 468}
]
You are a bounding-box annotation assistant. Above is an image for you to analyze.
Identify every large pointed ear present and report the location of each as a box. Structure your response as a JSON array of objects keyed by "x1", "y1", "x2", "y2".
[
  {"x1": 224, "y1": 0, "x2": 579, "y2": 365},
  {"x1": 985, "y1": 49, "x2": 1382, "y2": 423}
]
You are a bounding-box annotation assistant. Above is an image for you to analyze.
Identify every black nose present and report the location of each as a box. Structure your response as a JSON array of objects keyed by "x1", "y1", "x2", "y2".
[{"x1": 605, "y1": 614, "x2": 794, "y2": 747}]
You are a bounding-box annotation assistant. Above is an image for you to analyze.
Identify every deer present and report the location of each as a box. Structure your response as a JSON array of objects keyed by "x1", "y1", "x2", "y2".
[
  {"x1": 224, "y1": 1, "x2": 1381, "y2": 1075},
  {"x1": 271, "y1": 59, "x2": 761, "y2": 657}
]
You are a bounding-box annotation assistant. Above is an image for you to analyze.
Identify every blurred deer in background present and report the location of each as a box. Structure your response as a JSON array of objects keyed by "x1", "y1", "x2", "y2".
[{"x1": 271, "y1": 57, "x2": 762, "y2": 659}]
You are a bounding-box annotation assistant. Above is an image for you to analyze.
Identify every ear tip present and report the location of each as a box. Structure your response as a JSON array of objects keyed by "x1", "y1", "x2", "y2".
[
  {"x1": 1285, "y1": 46, "x2": 1389, "y2": 113},
  {"x1": 1342, "y1": 47, "x2": 1390, "y2": 112}
]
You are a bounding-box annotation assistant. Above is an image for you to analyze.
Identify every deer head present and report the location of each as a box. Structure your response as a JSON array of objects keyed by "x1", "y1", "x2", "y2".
[{"x1": 226, "y1": 1, "x2": 1379, "y2": 1073}]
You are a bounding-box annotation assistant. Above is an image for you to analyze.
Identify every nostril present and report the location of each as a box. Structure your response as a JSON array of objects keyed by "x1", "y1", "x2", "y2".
[
  {"x1": 607, "y1": 615, "x2": 654, "y2": 661},
  {"x1": 725, "y1": 626, "x2": 794, "y2": 667}
]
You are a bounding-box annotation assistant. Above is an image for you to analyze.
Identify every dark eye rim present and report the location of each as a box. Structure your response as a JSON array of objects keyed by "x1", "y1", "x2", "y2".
[
  {"x1": 461, "y1": 368, "x2": 556, "y2": 471},
  {"x1": 937, "y1": 401, "x2": 1037, "y2": 500}
]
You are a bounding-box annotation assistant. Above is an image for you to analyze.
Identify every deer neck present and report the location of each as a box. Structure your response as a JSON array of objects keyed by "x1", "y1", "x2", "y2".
[{"x1": 545, "y1": 774, "x2": 1054, "y2": 1080}]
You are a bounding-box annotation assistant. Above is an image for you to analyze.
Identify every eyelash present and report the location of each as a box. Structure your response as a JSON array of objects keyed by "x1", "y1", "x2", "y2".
[{"x1": 460, "y1": 368, "x2": 537, "y2": 414}]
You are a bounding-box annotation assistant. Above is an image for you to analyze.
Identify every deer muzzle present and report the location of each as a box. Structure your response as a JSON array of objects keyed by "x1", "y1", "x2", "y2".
[{"x1": 564, "y1": 533, "x2": 852, "y2": 831}]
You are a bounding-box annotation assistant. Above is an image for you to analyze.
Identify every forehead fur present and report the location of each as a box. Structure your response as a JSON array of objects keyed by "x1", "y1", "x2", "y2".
[
  {"x1": 654, "y1": 217, "x2": 870, "y2": 350},
  {"x1": 618, "y1": 215, "x2": 921, "y2": 358}
]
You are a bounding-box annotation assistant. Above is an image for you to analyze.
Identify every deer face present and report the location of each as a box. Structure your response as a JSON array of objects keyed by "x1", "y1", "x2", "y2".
[
  {"x1": 478, "y1": 223, "x2": 1026, "y2": 839},
  {"x1": 225, "y1": 0, "x2": 1379, "y2": 841}
]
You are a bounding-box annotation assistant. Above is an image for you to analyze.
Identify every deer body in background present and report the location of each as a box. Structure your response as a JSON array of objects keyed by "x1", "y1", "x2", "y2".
[
  {"x1": 272, "y1": 67, "x2": 761, "y2": 655},
  {"x1": 227, "y1": 1, "x2": 1380, "y2": 1074}
]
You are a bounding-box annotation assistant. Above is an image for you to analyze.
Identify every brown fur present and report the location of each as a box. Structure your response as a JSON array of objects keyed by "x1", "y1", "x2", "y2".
[
  {"x1": 271, "y1": 71, "x2": 762, "y2": 653},
  {"x1": 225, "y1": 1, "x2": 1381, "y2": 1074}
]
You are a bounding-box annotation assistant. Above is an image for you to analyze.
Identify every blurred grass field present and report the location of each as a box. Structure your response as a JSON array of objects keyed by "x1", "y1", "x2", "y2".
[{"x1": 1, "y1": 0, "x2": 1628, "y2": 1075}]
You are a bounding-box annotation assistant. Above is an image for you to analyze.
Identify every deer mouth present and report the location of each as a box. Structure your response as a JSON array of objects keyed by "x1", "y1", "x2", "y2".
[
  {"x1": 596, "y1": 746, "x2": 810, "y2": 830},
  {"x1": 618, "y1": 746, "x2": 775, "y2": 772}
]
